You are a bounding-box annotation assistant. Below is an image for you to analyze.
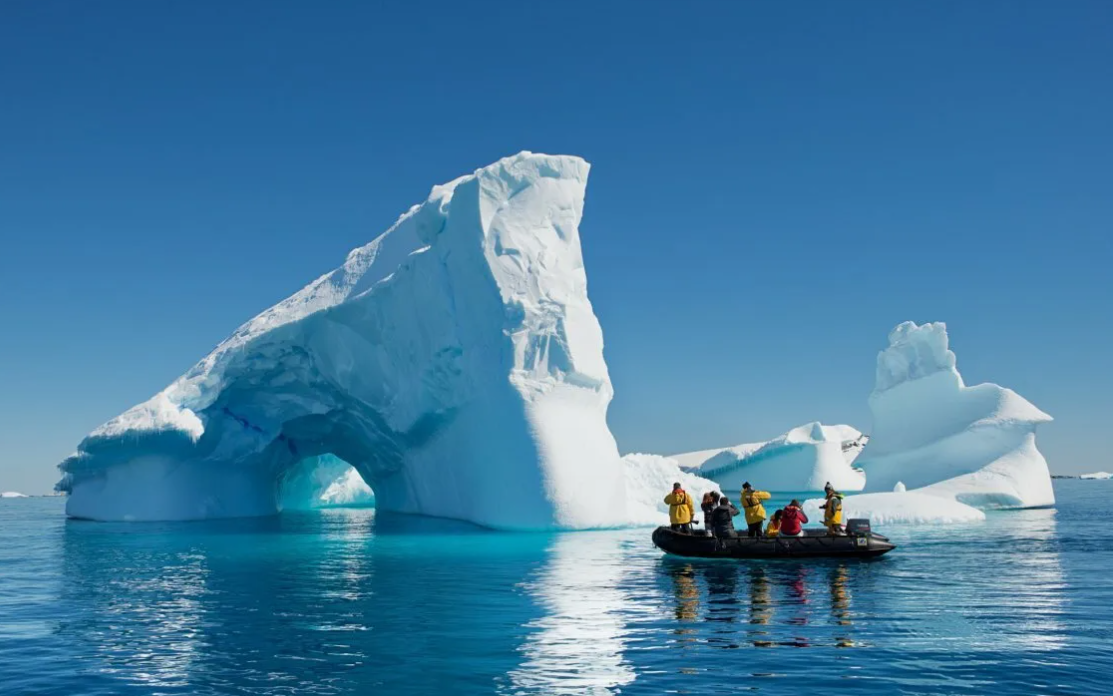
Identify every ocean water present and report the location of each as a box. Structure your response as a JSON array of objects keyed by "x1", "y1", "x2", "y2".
[{"x1": 2, "y1": 481, "x2": 1111, "y2": 696}]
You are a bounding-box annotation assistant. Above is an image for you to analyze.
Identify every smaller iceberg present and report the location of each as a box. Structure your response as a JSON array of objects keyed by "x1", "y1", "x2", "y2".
[
  {"x1": 1080, "y1": 472, "x2": 1113, "y2": 480},
  {"x1": 672, "y1": 422, "x2": 867, "y2": 493},
  {"x1": 1, "y1": 491, "x2": 29, "y2": 498},
  {"x1": 857, "y1": 322, "x2": 1054, "y2": 509}
]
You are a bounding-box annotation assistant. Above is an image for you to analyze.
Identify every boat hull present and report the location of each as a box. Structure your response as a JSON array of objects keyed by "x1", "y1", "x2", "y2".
[{"x1": 652, "y1": 526, "x2": 896, "y2": 559}]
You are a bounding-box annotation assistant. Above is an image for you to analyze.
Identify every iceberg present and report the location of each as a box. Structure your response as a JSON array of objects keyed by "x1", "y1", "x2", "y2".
[
  {"x1": 672, "y1": 422, "x2": 867, "y2": 493},
  {"x1": 856, "y1": 321, "x2": 1054, "y2": 509},
  {"x1": 2, "y1": 491, "x2": 29, "y2": 498},
  {"x1": 1080, "y1": 472, "x2": 1113, "y2": 480},
  {"x1": 620, "y1": 453, "x2": 721, "y2": 525},
  {"x1": 57, "y1": 152, "x2": 661, "y2": 530}
]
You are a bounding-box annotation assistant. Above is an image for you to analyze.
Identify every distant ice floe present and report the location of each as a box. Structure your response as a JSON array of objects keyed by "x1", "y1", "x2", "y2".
[
  {"x1": 1080, "y1": 472, "x2": 1113, "y2": 480},
  {"x1": 1, "y1": 491, "x2": 29, "y2": 498}
]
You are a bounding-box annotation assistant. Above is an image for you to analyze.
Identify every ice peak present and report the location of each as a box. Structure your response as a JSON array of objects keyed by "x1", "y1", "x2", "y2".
[{"x1": 874, "y1": 321, "x2": 958, "y2": 394}]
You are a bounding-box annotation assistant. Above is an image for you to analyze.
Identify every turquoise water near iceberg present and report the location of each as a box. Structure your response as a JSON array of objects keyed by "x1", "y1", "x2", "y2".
[{"x1": 2, "y1": 481, "x2": 1112, "y2": 695}]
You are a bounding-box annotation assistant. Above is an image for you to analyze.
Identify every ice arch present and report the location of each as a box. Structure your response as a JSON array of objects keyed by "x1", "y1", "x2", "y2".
[
  {"x1": 57, "y1": 153, "x2": 635, "y2": 529},
  {"x1": 278, "y1": 455, "x2": 375, "y2": 510}
]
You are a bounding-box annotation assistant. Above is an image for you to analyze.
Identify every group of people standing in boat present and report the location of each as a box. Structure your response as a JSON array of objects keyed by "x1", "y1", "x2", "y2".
[{"x1": 664, "y1": 481, "x2": 844, "y2": 538}]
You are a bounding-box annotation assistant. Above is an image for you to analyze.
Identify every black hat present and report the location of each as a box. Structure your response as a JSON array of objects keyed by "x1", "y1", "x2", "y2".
[{"x1": 742, "y1": 482, "x2": 751, "y2": 489}]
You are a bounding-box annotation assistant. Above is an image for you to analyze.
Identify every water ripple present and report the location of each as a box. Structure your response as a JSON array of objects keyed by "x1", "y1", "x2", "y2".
[{"x1": 1, "y1": 482, "x2": 1112, "y2": 695}]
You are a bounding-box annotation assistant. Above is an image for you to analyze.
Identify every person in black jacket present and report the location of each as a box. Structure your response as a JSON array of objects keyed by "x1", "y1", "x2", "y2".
[
  {"x1": 709, "y1": 495, "x2": 741, "y2": 538},
  {"x1": 700, "y1": 491, "x2": 721, "y2": 531}
]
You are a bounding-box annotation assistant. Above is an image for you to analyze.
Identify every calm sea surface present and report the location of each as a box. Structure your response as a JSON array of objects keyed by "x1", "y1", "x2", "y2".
[{"x1": 2, "y1": 480, "x2": 1111, "y2": 695}]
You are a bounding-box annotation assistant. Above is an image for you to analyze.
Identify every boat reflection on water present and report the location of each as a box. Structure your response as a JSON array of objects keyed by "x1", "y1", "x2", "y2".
[
  {"x1": 661, "y1": 558, "x2": 860, "y2": 649},
  {"x1": 830, "y1": 565, "x2": 854, "y2": 647},
  {"x1": 748, "y1": 566, "x2": 774, "y2": 647},
  {"x1": 656, "y1": 508, "x2": 1068, "y2": 656},
  {"x1": 668, "y1": 563, "x2": 699, "y2": 623}
]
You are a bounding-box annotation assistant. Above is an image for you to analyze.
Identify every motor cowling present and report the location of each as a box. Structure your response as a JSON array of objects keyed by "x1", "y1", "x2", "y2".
[{"x1": 846, "y1": 518, "x2": 871, "y2": 537}]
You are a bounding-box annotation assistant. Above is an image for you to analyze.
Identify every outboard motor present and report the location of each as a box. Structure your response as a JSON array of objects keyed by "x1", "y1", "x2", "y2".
[{"x1": 846, "y1": 518, "x2": 871, "y2": 538}]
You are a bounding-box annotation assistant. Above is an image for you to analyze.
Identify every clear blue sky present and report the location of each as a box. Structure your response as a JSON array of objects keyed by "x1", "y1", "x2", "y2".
[{"x1": 1, "y1": 1, "x2": 1110, "y2": 493}]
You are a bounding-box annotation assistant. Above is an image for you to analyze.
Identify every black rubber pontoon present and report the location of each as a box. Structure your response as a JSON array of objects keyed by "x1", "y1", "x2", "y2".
[{"x1": 652, "y1": 522, "x2": 896, "y2": 560}]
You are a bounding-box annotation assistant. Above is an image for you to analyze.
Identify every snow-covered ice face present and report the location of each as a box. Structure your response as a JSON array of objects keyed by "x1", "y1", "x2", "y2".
[{"x1": 56, "y1": 153, "x2": 688, "y2": 530}]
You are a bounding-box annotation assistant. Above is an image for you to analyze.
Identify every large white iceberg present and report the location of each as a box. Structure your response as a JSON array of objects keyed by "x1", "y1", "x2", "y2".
[
  {"x1": 57, "y1": 152, "x2": 670, "y2": 530},
  {"x1": 672, "y1": 422, "x2": 867, "y2": 493},
  {"x1": 857, "y1": 321, "x2": 1054, "y2": 509}
]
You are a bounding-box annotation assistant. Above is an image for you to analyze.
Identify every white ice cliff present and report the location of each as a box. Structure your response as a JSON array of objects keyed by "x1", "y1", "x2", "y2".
[
  {"x1": 57, "y1": 152, "x2": 667, "y2": 529},
  {"x1": 856, "y1": 321, "x2": 1054, "y2": 509},
  {"x1": 671, "y1": 422, "x2": 867, "y2": 493}
]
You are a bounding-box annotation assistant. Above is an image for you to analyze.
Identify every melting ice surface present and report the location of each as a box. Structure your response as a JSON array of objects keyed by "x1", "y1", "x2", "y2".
[{"x1": 3, "y1": 484, "x2": 1112, "y2": 696}]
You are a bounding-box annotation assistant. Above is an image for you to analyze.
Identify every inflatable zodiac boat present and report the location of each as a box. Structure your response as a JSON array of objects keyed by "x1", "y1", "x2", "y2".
[{"x1": 652, "y1": 519, "x2": 896, "y2": 559}]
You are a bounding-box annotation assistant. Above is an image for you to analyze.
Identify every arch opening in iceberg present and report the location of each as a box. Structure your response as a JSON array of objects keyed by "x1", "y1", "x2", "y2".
[{"x1": 278, "y1": 455, "x2": 375, "y2": 510}]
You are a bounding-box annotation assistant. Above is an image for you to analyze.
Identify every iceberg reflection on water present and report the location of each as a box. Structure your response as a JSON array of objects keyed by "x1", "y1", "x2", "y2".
[{"x1": 506, "y1": 533, "x2": 636, "y2": 695}]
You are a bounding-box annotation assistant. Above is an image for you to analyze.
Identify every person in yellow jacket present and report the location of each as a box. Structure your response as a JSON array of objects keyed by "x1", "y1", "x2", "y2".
[
  {"x1": 820, "y1": 482, "x2": 845, "y2": 535},
  {"x1": 765, "y1": 509, "x2": 783, "y2": 537},
  {"x1": 664, "y1": 482, "x2": 696, "y2": 533},
  {"x1": 741, "y1": 482, "x2": 772, "y2": 538}
]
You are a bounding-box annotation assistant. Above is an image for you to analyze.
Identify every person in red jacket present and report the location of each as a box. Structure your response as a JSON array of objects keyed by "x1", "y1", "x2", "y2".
[{"x1": 779, "y1": 499, "x2": 809, "y2": 537}]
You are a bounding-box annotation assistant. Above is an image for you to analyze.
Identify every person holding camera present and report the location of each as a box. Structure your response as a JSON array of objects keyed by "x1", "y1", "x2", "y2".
[
  {"x1": 741, "y1": 482, "x2": 772, "y2": 538},
  {"x1": 664, "y1": 482, "x2": 696, "y2": 533},
  {"x1": 709, "y1": 495, "x2": 741, "y2": 538}
]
